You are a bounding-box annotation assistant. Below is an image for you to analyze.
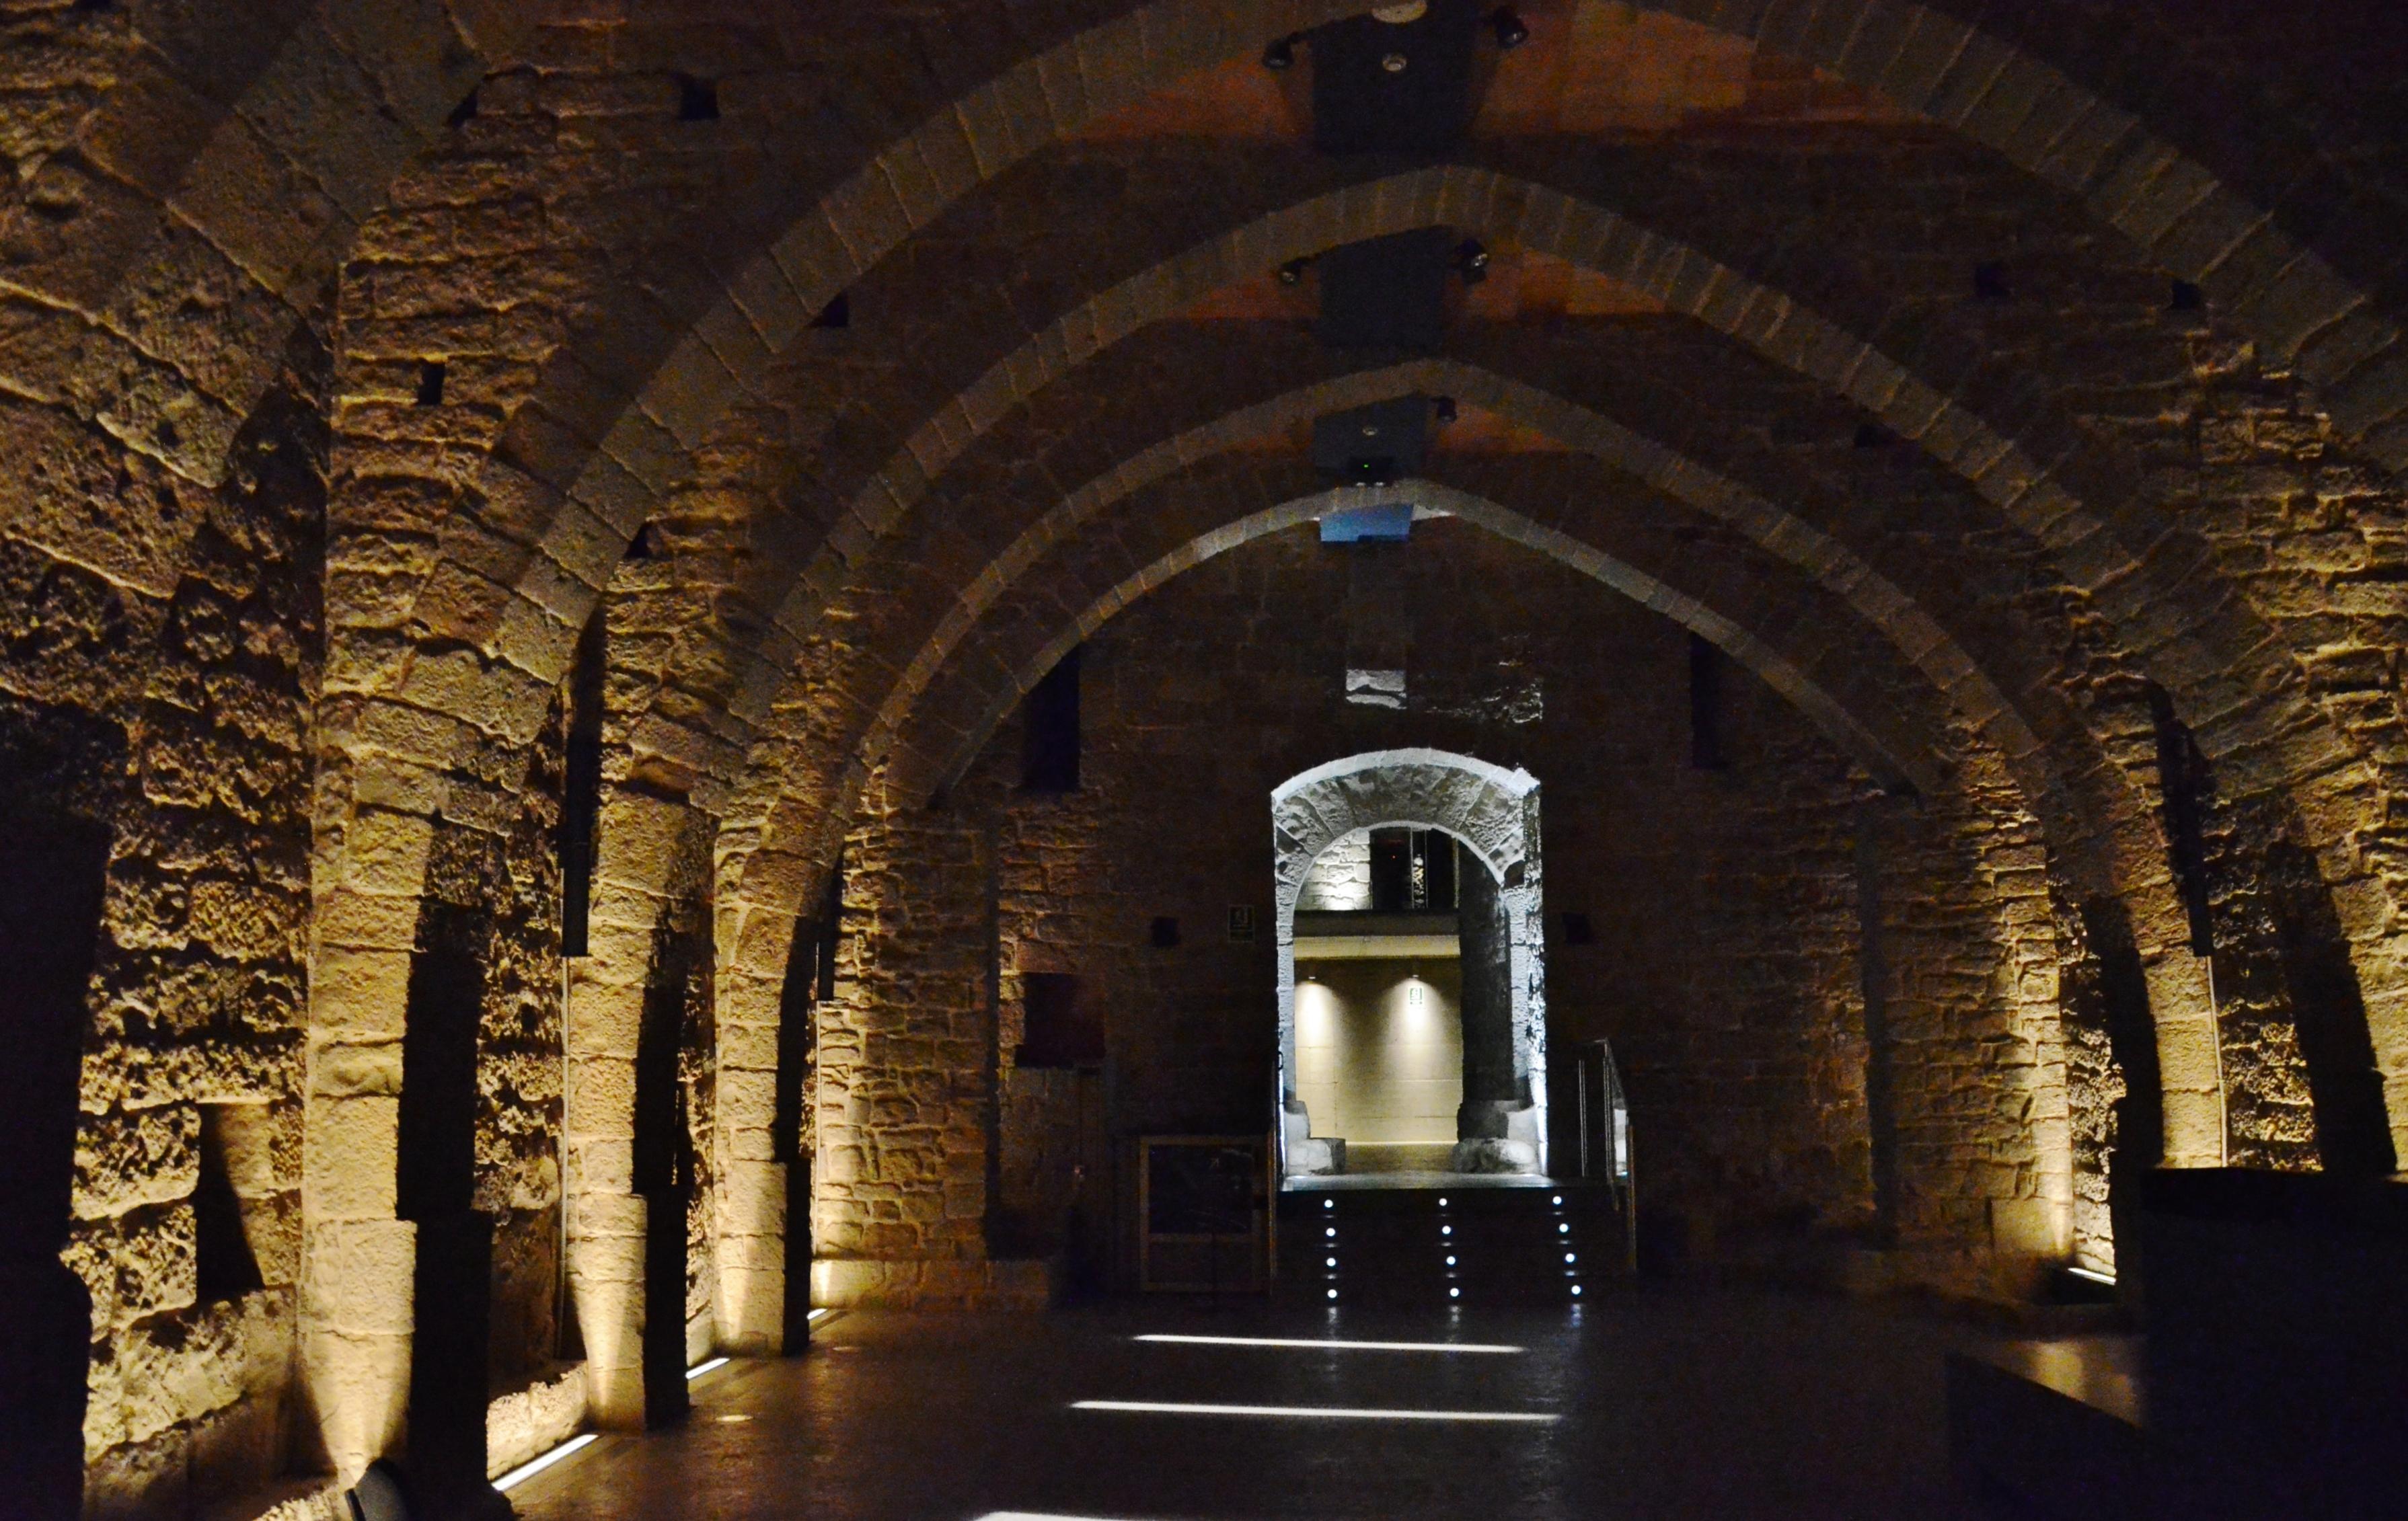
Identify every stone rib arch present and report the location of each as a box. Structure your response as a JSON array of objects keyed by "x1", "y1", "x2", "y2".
[
  {"x1": 677, "y1": 155, "x2": 2374, "y2": 1035},
  {"x1": 712, "y1": 163, "x2": 2294, "y2": 789},
  {"x1": 741, "y1": 354, "x2": 2125, "y2": 916},
  {"x1": 21, "y1": 0, "x2": 506, "y2": 490},
  {"x1": 1271, "y1": 749, "x2": 1549, "y2": 1178},
  {"x1": 926, "y1": 482, "x2": 1935, "y2": 800},
  {"x1": 383, "y1": 0, "x2": 2408, "y2": 779},
  {"x1": 714, "y1": 350, "x2": 2234, "y2": 1161},
  {"x1": 673, "y1": 145, "x2": 2408, "y2": 1146}
]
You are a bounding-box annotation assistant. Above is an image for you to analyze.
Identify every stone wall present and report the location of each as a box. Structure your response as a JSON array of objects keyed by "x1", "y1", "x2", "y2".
[
  {"x1": 821, "y1": 517, "x2": 2068, "y2": 1289},
  {"x1": 1297, "y1": 832, "x2": 1374, "y2": 912},
  {"x1": 62, "y1": 332, "x2": 330, "y2": 1520}
]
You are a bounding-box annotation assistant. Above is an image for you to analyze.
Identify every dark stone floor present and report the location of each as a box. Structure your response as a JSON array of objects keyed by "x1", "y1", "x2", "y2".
[{"x1": 508, "y1": 1288, "x2": 1992, "y2": 1520}]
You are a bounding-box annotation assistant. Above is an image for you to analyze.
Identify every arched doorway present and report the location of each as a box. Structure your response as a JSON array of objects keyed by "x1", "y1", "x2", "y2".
[{"x1": 1271, "y1": 750, "x2": 1546, "y2": 1183}]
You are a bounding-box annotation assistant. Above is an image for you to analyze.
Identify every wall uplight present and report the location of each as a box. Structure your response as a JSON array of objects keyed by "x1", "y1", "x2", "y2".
[
  {"x1": 494, "y1": 1434, "x2": 599, "y2": 1492},
  {"x1": 1072, "y1": 1401, "x2": 1557, "y2": 1424},
  {"x1": 1134, "y1": 1334, "x2": 1521, "y2": 1353}
]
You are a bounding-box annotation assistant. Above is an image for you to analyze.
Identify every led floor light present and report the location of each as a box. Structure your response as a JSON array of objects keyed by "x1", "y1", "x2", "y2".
[
  {"x1": 1074, "y1": 1401, "x2": 1558, "y2": 1424},
  {"x1": 493, "y1": 1433, "x2": 598, "y2": 1492},
  {"x1": 1133, "y1": 1333, "x2": 1522, "y2": 1353},
  {"x1": 685, "y1": 1356, "x2": 730, "y2": 1381}
]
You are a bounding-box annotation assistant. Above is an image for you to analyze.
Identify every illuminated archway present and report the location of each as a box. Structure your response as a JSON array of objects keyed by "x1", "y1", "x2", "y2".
[{"x1": 1271, "y1": 750, "x2": 1545, "y2": 1181}]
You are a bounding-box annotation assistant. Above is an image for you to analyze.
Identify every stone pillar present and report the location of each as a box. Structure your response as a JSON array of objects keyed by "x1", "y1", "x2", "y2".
[
  {"x1": 1458, "y1": 861, "x2": 1518, "y2": 1126},
  {"x1": 1453, "y1": 861, "x2": 1530, "y2": 1171},
  {"x1": 563, "y1": 793, "x2": 692, "y2": 1430},
  {"x1": 712, "y1": 899, "x2": 790, "y2": 1354},
  {"x1": 1854, "y1": 800, "x2": 1903, "y2": 1245},
  {"x1": 301, "y1": 795, "x2": 430, "y2": 1484}
]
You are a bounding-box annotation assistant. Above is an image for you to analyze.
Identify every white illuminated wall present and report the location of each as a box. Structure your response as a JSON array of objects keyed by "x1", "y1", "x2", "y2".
[
  {"x1": 1296, "y1": 828, "x2": 1375, "y2": 912},
  {"x1": 1293, "y1": 958, "x2": 1464, "y2": 1148}
]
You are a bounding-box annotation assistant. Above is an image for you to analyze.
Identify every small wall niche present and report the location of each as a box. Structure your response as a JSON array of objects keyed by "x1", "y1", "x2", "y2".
[{"x1": 1017, "y1": 973, "x2": 1102, "y2": 1068}]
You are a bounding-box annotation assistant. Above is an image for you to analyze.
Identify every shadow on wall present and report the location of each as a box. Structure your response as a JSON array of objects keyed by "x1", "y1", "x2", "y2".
[
  {"x1": 2265, "y1": 842, "x2": 2398, "y2": 1179},
  {"x1": 635, "y1": 924, "x2": 700, "y2": 1429},
  {"x1": 397, "y1": 901, "x2": 503, "y2": 1517},
  {"x1": 0, "y1": 784, "x2": 112, "y2": 1518}
]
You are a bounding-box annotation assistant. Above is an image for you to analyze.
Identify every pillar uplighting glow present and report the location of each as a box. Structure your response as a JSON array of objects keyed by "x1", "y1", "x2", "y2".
[
  {"x1": 1133, "y1": 1334, "x2": 1523, "y2": 1353},
  {"x1": 493, "y1": 1433, "x2": 599, "y2": 1491},
  {"x1": 1072, "y1": 1401, "x2": 1558, "y2": 1424}
]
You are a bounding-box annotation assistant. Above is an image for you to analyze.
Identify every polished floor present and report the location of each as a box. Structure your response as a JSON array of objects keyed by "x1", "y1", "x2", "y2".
[{"x1": 509, "y1": 1289, "x2": 1994, "y2": 1520}]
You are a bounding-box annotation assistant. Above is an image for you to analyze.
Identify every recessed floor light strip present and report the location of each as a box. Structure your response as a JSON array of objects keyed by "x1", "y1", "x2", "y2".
[
  {"x1": 494, "y1": 1432, "x2": 598, "y2": 1491},
  {"x1": 1073, "y1": 1400, "x2": 1556, "y2": 1424},
  {"x1": 685, "y1": 1356, "x2": 730, "y2": 1380},
  {"x1": 1133, "y1": 1333, "x2": 1521, "y2": 1354}
]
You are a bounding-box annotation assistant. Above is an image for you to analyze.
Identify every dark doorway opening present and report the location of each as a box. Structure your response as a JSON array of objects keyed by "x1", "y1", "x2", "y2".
[
  {"x1": 636, "y1": 929, "x2": 699, "y2": 1426},
  {"x1": 775, "y1": 875, "x2": 837, "y2": 1352},
  {"x1": 0, "y1": 800, "x2": 109, "y2": 1519},
  {"x1": 396, "y1": 901, "x2": 505, "y2": 1517}
]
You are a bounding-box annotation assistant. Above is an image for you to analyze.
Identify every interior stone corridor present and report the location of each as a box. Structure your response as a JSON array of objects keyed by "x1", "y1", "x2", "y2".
[{"x1": 1, "y1": 1, "x2": 2405, "y2": 1518}]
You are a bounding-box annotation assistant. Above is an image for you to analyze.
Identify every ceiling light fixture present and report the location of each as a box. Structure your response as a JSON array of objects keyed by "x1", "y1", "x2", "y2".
[
  {"x1": 1263, "y1": 33, "x2": 1300, "y2": 69},
  {"x1": 1491, "y1": 7, "x2": 1531, "y2": 48}
]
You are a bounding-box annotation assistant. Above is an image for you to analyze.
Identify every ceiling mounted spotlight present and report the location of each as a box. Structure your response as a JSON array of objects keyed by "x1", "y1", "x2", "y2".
[
  {"x1": 1432, "y1": 396, "x2": 1458, "y2": 424},
  {"x1": 1279, "y1": 256, "x2": 1316, "y2": 286},
  {"x1": 1456, "y1": 239, "x2": 1491, "y2": 284},
  {"x1": 1263, "y1": 33, "x2": 1300, "y2": 69},
  {"x1": 1491, "y1": 7, "x2": 1530, "y2": 48}
]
